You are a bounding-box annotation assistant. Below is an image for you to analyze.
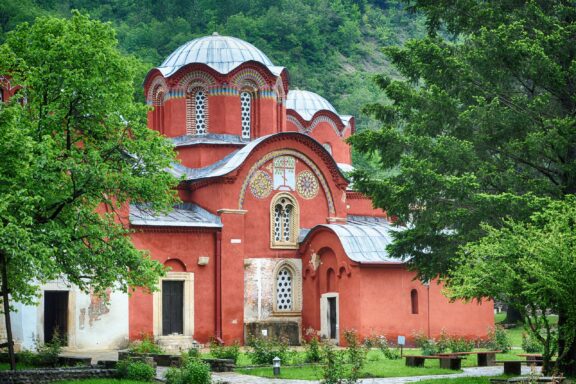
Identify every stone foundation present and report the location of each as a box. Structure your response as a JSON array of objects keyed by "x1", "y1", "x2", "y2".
[
  {"x1": 0, "y1": 368, "x2": 116, "y2": 384},
  {"x1": 245, "y1": 321, "x2": 300, "y2": 345}
]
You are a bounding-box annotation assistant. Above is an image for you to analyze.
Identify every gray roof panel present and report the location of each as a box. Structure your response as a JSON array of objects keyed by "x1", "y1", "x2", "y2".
[
  {"x1": 130, "y1": 202, "x2": 222, "y2": 228},
  {"x1": 302, "y1": 217, "x2": 403, "y2": 264}
]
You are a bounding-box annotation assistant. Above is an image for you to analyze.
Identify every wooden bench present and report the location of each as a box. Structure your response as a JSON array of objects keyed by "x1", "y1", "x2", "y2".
[
  {"x1": 405, "y1": 355, "x2": 464, "y2": 370},
  {"x1": 438, "y1": 350, "x2": 501, "y2": 366},
  {"x1": 496, "y1": 360, "x2": 525, "y2": 375}
]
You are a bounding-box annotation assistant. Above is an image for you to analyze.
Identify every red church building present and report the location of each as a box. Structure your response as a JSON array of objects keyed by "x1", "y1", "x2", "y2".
[
  {"x1": 128, "y1": 33, "x2": 493, "y2": 350},
  {"x1": 0, "y1": 34, "x2": 493, "y2": 352}
]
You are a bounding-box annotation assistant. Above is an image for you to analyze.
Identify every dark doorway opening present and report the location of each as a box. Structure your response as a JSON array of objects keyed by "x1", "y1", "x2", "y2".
[
  {"x1": 162, "y1": 281, "x2": 184, "y2": 335},
  {"x1": 44, "y1": 291, "x2": 68, "y2": 344},
  {"x1": 328, "y1": 297, "x2": 337, "y2": 339}
]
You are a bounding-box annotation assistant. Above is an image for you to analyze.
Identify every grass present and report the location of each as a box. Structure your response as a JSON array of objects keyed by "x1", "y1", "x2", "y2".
[
  {"x1": 0, "y1": 362, "x2": 36, "y2": 370},
  {"x1": 236, "y1": 354, "x2": 459, "y2": 380},
  {"x1": 53, "y1": 381, "x2": 150, "y2": 384}
]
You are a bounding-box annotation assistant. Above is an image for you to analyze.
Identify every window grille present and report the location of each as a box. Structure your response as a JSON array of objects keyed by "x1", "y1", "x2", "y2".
[
  {"x1": 276, "y1": 267, "x2": 293, "y2": 311},
  {"x1": 240, "y1": 91, "x2": 251, "y2": 139},
  {"x1": 195, "y1": 91, "x2": 207, "y2": 135}
]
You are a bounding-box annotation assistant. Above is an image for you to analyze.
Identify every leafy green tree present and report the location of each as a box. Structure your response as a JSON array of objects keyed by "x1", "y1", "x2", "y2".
[
  {"x1": 446, "y1": 197, "x2": 576, "y2": 375},
  {"x1": 349, "y1": 0, "x2": 576, "y2": 375},
  {"x1": 0, "y1": 12, "x2": 178, "y2": 368}
]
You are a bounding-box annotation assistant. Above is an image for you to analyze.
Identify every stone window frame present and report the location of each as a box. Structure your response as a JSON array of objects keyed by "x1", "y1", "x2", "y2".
[
  {"x1": 272, "y1": 259, "x2": 302, "y2": 316},
  {"x1": 153, "y1": 272, "x2": 195, "y2": 341},
  {"x1": 186, "y1": 86, "x2": 209, "y2": 135},
  {"x1": 270, "y1": 192, "x2": 300, "y2": 249}
]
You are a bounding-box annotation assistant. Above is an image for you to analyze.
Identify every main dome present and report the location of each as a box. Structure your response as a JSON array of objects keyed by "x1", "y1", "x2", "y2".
[{"x1": 159, "y1": 33, "x2": 276, "y2": 76}]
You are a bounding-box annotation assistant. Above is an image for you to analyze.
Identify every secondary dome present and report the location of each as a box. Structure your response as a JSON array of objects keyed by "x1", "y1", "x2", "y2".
[
  {"x1": 159, "y1": 33, "x2": 275, "y2": 76},
  {"x1": 286, "y1": 90, "x2": 339, "y2": 121}
]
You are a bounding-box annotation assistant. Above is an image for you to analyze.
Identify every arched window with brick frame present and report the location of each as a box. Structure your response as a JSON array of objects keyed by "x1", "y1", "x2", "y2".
[
  {"x1": 239, "y1": 83, "x2": 257, "y2": 139},
  {"x1": 186, "y1": 87, "x2": 208, "y2": 135}
]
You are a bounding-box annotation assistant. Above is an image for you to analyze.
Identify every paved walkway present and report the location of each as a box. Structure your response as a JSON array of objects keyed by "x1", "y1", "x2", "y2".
[{"x1": 157, "y1": 365, "x2": 540, "y2": 383}]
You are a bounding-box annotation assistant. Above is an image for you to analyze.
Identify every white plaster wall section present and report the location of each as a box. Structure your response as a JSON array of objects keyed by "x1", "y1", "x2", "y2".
[
  {"x1": 75, "y1": 289, "x2": 129, "y2": 350},
  {"x1": 244, "y1": 258, "x2": 303, "y2": 323}
]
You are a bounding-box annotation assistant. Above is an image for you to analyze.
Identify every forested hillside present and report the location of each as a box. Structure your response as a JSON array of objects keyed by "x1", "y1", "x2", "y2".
[{"x1": 0, "y1": 0, "x2": 425, "y2": 133}]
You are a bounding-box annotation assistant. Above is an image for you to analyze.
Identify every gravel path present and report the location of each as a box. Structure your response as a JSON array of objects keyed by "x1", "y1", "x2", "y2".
[{"x1": 157, "y1": 365, "x2": 540, "y2": 383}]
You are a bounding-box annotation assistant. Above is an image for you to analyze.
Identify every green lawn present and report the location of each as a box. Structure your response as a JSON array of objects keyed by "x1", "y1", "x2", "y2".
[
  {"x1": 236, "y1": 356, "x2": 459, "y2": 380},
  {"x1": 54, "y1": 380, "x2": 149, "y2": 384}
]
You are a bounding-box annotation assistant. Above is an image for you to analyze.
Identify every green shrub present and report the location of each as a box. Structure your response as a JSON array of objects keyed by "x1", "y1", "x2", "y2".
[
  {"x1": 209, "y1": 339, "x2": 240, "y2": 363},
  {"x1": 33, "y1": 331, "x2": 63, "y2": 367},
  {"x1": 117, "y1": 360, "x2": 155, "y2": 382},
  {"x1": 362, "y1": 333, "x2": 399, "y2": 360},
  {"x1": 486, "y1": 326, "x2": 511, "y2": 353},
  {"x1": 320, "y1": 341, "x2": 346, "y2": 384},
  {"x1": 247, "y1": 336, "x2": 289, "y2": 365},
  {"x1": 165, "y1": 356, "x2": 211, "y2": 384},
  {"x1": 448, "y1": 337, "x2": 474, "y2": 353},
  {"x1": 304, "y1": 335, "x2": 321, "y2": 363},
  {"x1": 522, "y1": 332, "x2": 544, "y2": 353},
  {"x1": 129, "y1": 334, "x2": 164, "y2": 354},
  {"x1": 413, "y1": 332, "x2": 442, "y2": 356},
  {"x1": 344, "y1": 330, "x2": 367, "y2": 383}
]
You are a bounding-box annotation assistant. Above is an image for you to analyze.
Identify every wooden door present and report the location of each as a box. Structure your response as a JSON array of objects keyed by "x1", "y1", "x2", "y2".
[
  {"x1": 328, "y1": 297, "x2": 337, "y2": 339},
  {"x1": 44, "y1": 291, "x2": 68, "y2": 344},
  {"x1": 162, "y1": 281, "x2": 184, "y2": 335}
]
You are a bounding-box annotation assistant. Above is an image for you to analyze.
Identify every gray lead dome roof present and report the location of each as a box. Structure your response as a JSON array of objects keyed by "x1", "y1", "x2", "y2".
[
  {"x1": 286, "y1": 90, "x2": 352, "y2": 125},
  {"x1": 158, "y1": 33, "x2": 281, "y2": 77}
]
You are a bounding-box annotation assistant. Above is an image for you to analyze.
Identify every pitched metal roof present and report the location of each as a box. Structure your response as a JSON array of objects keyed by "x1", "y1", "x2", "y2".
[
  {"x1": 302, "y1": 216, "x2": 403, "y2": 264},
  {"x1": 130, "y1": 203, "x2": 222, "y2": 228},
  {"x1": 167, "y1": 132, "x2": 347, "y2": 182},
  {"x1": 171, "y1": 133, "x2": 248, "y2": 147},
  {"x1": 286, "y1": 90, "x2": 351, "y2": 126},
  {"x1": 157, "y1": 33, "x2": 284, "y2": 77}
]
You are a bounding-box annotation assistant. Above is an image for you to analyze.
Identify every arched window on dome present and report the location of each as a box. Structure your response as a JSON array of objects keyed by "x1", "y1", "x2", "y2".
[
  {"x1": 270, "y1": 193, "x2": 299, "y2": 248},
  {"x1": 323, "y1": 143, "x2": 332, "y2": 155},
  {"x1": 240, "y1": 91, "x2": 252, "y2": 139},
  {"x1": 186, "y1": 88, "x2": 208, "y2": 135},
  {"x1": 153, "y1": 90, "x2": 165, "y2": 134}
]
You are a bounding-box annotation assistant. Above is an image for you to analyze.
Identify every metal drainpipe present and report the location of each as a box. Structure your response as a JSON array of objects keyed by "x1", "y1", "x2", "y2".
[{"x1": 215, "y1": 230, "x2": 223, "y2": 343}]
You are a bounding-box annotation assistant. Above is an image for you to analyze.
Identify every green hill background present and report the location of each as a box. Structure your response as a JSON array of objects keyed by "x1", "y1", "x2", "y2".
[{"x1": 0, "y1": 0, "x2": 425, "y2": 136}]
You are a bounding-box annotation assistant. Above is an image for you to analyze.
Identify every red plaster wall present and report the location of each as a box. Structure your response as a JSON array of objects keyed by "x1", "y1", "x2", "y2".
[
  {"x1": 129, "y1": 229, "x2": 218, "y2": 343},
  {"x1": 301, "y1": 230, "x2": 494, "y2": 345},
  {"x1": 346, "y1": 194, "x2": 387, "y2": 217},
  {"x1": 308, "y1": 122, "x2": 351, "y2": 165},
  {"x1": 177, "y1": 145, "x2": 241, "y2": 168}
]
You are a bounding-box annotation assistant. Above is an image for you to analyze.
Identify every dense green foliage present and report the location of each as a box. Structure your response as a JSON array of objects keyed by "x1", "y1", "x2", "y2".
[
  {"x1": 0, "y1": 0, "x2": 425, "y2": 137},
  {"x1": 447, "y1": 198, "x2": 576, "y2": 374},
  {"x1": 0, "y1": 13, "x2": 178, "y2": 304},
  {"x1": 349, "y1": 0, "x2": 576, "y2": 375},
  {"x1": 165, "y1": 355, "x2": 211, "y2": 384},
  {"x1": 117, "y1": 360, "x2": 156, "y2": 382}
]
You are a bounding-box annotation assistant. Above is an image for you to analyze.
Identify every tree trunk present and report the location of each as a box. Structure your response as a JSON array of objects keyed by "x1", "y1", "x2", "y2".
[
  {"x1": 503, "y1": 305, "x2": 523, "y2": 324},
  {"x1": 557, "y1": 309, "x2": 576, "y2": 377},
  {"x1": 0, "y1": 252, "x2": 16, "y2": 371}
]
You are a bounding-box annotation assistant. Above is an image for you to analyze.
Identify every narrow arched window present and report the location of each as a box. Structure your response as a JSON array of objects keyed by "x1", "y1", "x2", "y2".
[
  {"x1": 276, "y1": 267, "x2": 293, "y2": 311},
  {"x1": 323, "y1": 143, "x2": 332, "y2": 155},
  {"x1": 0, "y1": 88, "x2": 4, "y2": 103},
  {"x1": 186, "y1": 88, "x2": 208, "y2": 135},
  {"x1": 411, "y1": 289, "x2": 419, "y2": 314},
  {"x1": 271, "y1": 194, "x2": 299, "y2": 248},
  {"x1": 240, "y1": 91, "x2": 252, "y2": 139}
]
